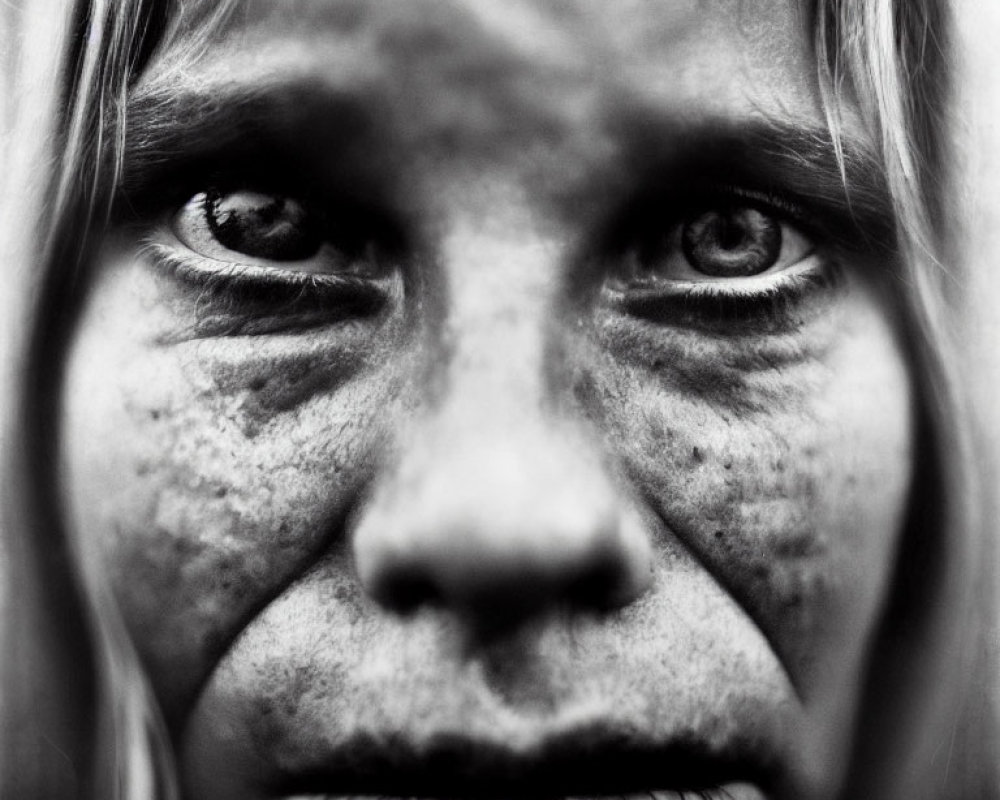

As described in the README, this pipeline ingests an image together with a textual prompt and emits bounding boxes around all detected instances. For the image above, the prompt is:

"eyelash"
[608,268,840,332]
[140,239,391,314]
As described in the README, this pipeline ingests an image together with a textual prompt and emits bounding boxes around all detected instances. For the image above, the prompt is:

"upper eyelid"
[594,185,808,257]
[116,158,382,222]
[590,176,890,272]
[114,80,405,217]
[168,184,413,259]
[705,186,811,223]
[569,122,896,262]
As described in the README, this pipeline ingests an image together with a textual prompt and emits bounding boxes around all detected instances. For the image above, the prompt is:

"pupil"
[717,216,746,250]
[681,207,781,277]
[206,190,322,261]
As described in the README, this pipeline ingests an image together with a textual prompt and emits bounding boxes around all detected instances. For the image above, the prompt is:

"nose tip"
[363,512,649,633]
[353,429,653,637]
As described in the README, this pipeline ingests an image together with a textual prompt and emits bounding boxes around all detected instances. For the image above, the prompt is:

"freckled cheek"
[578,314,912,696]
[60,269,407,720]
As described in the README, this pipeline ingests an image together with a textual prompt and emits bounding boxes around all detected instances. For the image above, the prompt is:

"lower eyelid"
[607,254,826,298]
[141,237,311,285]
[139,237,395,317]
[667,256,822,294]
[602,256,842,334]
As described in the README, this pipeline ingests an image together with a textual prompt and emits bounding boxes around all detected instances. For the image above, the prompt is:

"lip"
[270,728,774,800]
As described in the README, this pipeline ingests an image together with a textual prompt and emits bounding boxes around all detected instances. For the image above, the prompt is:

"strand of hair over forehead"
[52,8,184,800]
[55,0,143,229]
[817,0,968,498]
[818,4,985,799]
[816,0,949,273]
[54,0,235,234]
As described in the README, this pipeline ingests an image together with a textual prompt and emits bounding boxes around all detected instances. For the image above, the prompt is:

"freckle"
[149,409,160,420]
[240,419,263,439]
[691,446,705,464]
[714,530,725,540]
[723,457,733,470]
[214,486,228,498]
[646,416,670,444]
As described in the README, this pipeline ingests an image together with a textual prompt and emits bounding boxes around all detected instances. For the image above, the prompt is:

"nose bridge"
[418,186,575,503]
[352,208,653,634]
[410,206,606,562]
[436,202,560,414]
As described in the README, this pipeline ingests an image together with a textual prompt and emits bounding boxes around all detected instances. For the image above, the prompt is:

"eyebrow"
[122,78,378,168]
[115,78,399,215]
[592,108,895,255]
[116,78,896,252]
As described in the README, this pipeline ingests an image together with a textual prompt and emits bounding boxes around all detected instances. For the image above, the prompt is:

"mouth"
[288,791,764,800]
[271,728,773,800]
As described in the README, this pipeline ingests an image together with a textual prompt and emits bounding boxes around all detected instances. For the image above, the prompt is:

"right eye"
[172,189,374,275]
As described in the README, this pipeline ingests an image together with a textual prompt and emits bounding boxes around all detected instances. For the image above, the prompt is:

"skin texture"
[60,1,913,798]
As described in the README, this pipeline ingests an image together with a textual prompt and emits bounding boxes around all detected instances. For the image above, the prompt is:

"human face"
[60,1,913,798]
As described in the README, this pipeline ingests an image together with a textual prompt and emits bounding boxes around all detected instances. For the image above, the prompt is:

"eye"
[614,203,816,290]
[201,189,321,260]
[171,189,379,275]
[682,207,781,277]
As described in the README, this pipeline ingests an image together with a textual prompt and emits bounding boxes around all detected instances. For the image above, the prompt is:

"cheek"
[61,243,913,800]
[59,257,407,725]
[580,281,913,703]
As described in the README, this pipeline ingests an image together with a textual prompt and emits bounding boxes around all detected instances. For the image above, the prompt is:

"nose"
[352,202,652,636]
[353,415,653,636]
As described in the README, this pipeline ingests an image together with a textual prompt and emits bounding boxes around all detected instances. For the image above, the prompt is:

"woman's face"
[61,2,913,798]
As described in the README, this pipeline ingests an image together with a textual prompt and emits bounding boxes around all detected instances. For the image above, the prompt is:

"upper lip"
[272,724,774,798]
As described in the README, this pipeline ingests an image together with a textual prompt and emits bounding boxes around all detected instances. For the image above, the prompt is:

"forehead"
[150,0,822,126]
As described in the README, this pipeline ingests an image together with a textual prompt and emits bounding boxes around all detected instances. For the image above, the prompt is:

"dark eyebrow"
[115,78,398,214]
[741,119,892,237]
[590,110,896,257]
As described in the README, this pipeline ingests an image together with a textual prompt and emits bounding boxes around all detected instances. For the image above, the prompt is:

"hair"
[0,1,994,798]
[816,3,997,798]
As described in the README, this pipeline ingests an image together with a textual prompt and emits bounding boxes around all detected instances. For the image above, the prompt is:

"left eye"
[616,204,815,287]
[171,189,371,274]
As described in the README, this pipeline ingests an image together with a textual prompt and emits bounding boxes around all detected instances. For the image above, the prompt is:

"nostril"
[368,563,443,616]
[357,521,652,633]
[460,584,557,641]
[366,537,648,636]
[352,433,655,634]
[566,555,630,612]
